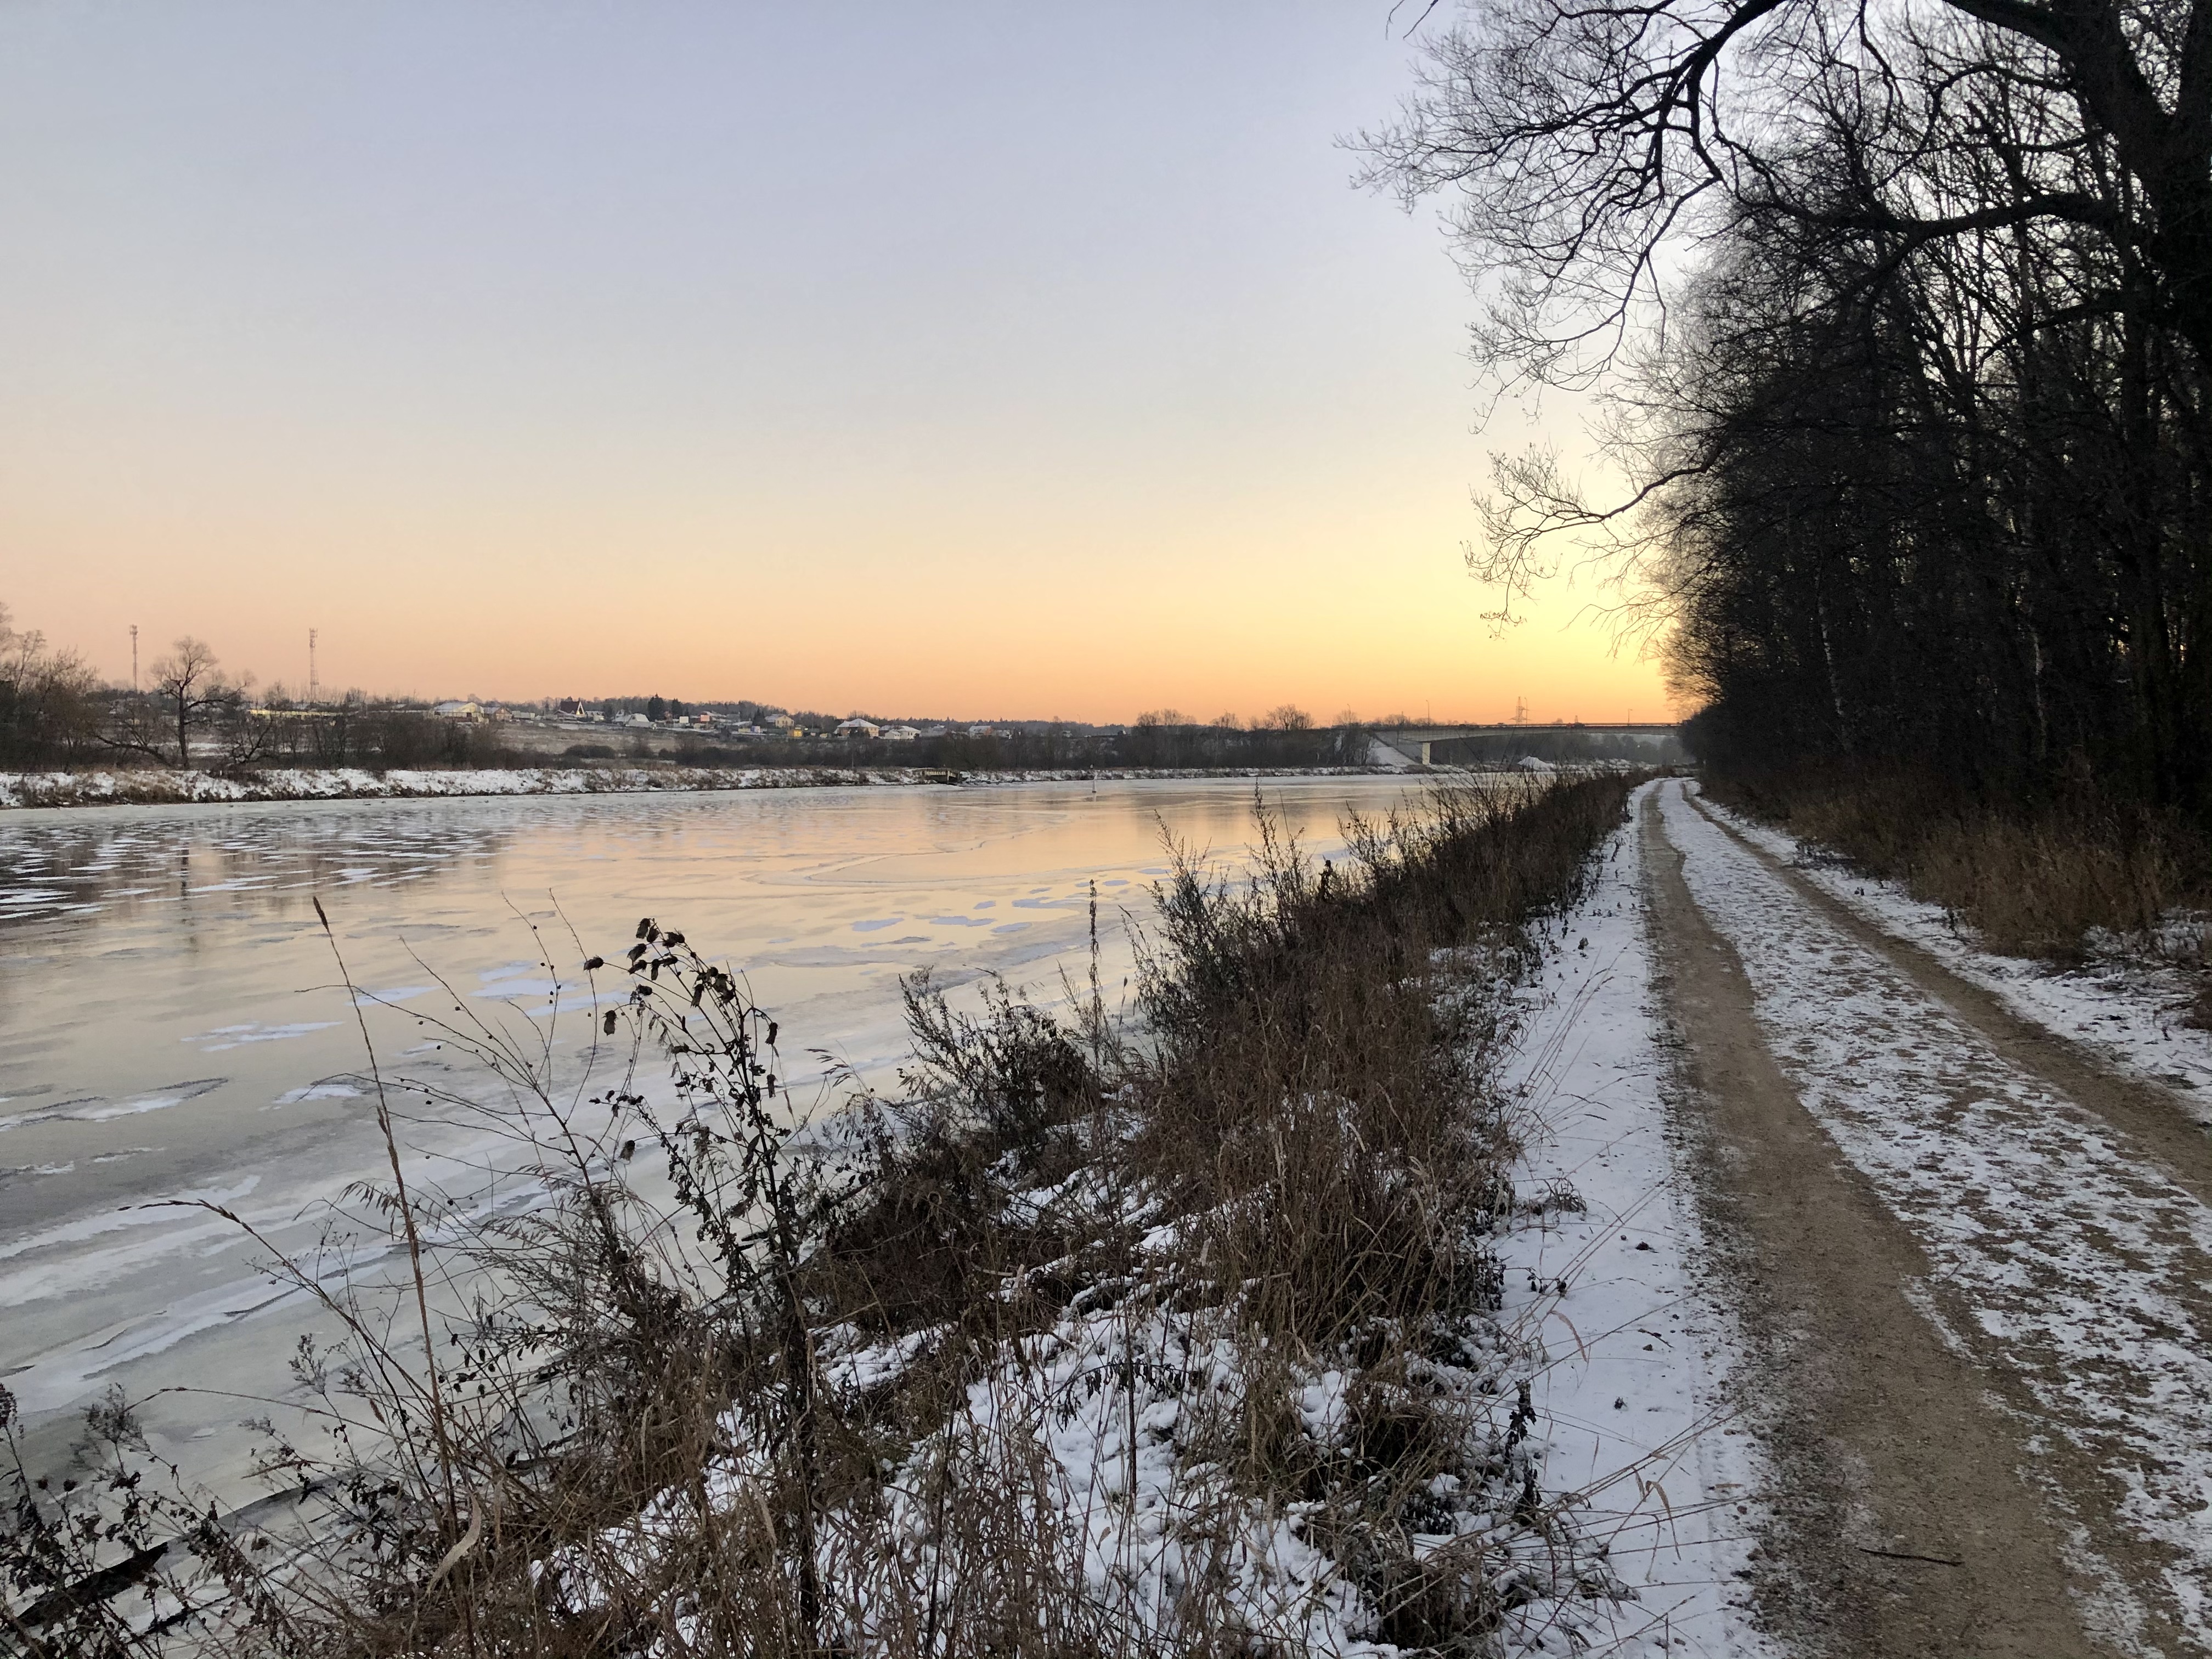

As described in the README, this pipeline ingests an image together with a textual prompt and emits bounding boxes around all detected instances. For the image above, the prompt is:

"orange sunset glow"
[0,2,1675,725]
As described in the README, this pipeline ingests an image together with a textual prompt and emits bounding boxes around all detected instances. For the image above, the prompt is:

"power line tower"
[1513,695,1528,726]
[129,624,139,691]
[308,629,319,706]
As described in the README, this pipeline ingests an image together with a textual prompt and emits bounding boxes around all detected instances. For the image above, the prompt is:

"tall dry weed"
[3,774,1642,1657]
[1716,765,2208,963]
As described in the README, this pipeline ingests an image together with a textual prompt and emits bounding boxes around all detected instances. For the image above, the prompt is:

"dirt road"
[1641,780,2212,1657]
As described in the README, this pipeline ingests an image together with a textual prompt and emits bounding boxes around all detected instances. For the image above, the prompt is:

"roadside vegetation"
[1706,769,2209,979]
[3,774,1640,1657]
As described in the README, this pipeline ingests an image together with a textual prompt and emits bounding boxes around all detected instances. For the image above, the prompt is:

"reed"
[3,775,1641,1657]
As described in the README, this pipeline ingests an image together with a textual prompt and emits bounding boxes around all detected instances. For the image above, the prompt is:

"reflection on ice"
[194,1021,339,1051]
[0,775,1427,1500]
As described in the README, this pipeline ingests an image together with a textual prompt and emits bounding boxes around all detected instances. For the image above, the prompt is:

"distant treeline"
[0,618,1379,774]
[569,721,1373,772]
[0,617,540,773]
[1370,0,2211,822]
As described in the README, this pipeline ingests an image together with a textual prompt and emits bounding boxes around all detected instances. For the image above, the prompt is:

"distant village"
[1,603,1677,775]
[426,698,1026,745]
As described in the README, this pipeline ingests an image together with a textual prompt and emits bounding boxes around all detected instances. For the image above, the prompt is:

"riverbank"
[7,775,1685,1656]
[0,763,1395,811]
[25,772,2212,1651]
[0,776,1447,1521]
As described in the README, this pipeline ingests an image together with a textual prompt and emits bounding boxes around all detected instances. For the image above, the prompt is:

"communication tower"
[308,629,319,706]
[130,624,139,691]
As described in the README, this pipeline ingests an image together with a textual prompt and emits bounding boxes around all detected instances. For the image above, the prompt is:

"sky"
[0,2,1675,725]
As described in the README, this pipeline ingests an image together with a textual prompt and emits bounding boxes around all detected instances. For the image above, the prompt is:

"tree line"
[576,717,1372,773]
[2,608,1378,776]
[0,607,526,773]
[1367,0,2210,817]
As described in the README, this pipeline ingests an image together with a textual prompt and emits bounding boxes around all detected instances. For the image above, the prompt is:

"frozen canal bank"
[0,776,1425,1495]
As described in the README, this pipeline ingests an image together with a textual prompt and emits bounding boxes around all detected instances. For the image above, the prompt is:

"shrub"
[2,775,1644,1655]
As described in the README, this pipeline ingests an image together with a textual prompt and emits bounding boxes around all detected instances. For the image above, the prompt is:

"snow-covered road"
[1651,778,2212,1653]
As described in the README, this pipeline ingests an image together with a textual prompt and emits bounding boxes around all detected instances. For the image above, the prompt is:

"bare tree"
[1362,0,2212,375]
[0,602,100,768]
[1361,0,2212,812]
[103,635,250,768]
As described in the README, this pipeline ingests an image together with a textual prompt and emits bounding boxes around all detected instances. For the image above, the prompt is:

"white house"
[433,700,481,720]
[881,725,919,742]
[836,718,882,739]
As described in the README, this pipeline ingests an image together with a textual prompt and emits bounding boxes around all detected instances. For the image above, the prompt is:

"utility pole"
[308,628,319,706]
[129,624,139,691]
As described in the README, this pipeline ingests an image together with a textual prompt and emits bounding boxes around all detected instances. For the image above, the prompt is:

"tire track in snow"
[1657,780,2212,1649]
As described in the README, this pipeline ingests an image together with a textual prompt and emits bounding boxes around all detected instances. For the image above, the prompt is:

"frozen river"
[0,775,1424,1490]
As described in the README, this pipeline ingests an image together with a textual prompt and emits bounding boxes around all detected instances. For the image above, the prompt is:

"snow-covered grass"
[5,775,1674,1656]
[1491,784,1769,1657]
[0,765,1387,811]
[1696,786,2212,1110]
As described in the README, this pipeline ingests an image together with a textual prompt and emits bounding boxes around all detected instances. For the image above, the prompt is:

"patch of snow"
[193,1020,338,1052]
[270,1081,363,1107]
[1494,780,1773,1657]
[821,1325,944,1395]
[1696,787,2212,1110]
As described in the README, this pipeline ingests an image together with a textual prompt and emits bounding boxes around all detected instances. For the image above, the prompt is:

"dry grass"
[1711,765,2210,965]
[4,775,1641,1658]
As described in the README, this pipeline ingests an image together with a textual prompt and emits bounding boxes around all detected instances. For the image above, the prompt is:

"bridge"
[1369,723,1683,767]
